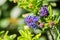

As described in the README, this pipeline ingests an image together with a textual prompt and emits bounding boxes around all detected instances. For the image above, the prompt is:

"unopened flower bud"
[39,22,44,28]
[28,4,33,8]
[49,21,54,27]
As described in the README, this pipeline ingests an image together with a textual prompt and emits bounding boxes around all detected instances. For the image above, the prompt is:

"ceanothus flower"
[39,6,49,17]
[24,15,40,28]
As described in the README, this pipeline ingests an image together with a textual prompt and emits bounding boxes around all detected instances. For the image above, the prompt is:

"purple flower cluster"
[39,6,49,17]
[24,15,39,28]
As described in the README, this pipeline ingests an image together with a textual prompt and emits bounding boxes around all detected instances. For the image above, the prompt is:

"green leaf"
[57,33,60,40]
[0,31,5,35]
[9,34,16,39]
[32,33,41,40]
[18,30,41,40]
[48,5,53,19]
[54,16,60,24]
[17,0,43,14]
[4,31,9,39]
[39,36,47,40]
